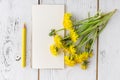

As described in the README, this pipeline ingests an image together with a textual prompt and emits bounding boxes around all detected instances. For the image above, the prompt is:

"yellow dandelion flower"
[74,54,83,63]
[79,52,89,62]
[54,35,63,48]
[80,61,89,70]
[50,44,58,56]
[81,64,87,70]
[69,45,76,54]
[63,13,73,30]
[89,52,93,58]
[70,29,79,43]
[63,20,73,30]
[64,13,72,20]
[74,52,89,63]
[63,47,69,54]
[64,56,76,66]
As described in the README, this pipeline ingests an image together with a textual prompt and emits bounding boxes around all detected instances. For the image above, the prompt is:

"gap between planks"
[96,0,99,80]
[38,1,40,80]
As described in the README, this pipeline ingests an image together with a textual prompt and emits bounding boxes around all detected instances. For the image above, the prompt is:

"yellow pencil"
[22,23,26,68]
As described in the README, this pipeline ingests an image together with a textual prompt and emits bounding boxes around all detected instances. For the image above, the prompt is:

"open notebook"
[32,5,64,69]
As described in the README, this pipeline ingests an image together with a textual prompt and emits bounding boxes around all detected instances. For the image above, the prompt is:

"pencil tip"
[24,23,26,28]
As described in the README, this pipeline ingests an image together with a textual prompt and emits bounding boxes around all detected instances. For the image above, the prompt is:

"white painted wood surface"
[0,0,38,80]
[99,0,120,80]
[40,0,97,80]
[0,0,120,80]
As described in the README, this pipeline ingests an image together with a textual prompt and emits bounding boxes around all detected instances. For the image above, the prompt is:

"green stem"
[56,28,65,32]
[76,30,95,48]
[89,30,97,53]
[88,9,117,53]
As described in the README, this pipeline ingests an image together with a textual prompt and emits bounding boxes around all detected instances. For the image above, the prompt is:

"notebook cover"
[32,5,64,69]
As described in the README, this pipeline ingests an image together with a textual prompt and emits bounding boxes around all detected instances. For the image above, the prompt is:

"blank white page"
[32,5,64,69]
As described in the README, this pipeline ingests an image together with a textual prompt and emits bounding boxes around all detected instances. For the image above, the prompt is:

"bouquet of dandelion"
[49,9,116,70]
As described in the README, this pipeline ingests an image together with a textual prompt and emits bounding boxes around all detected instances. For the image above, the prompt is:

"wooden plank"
[40,0,97,80]
[99,0,120,80]
[0,0,38,80]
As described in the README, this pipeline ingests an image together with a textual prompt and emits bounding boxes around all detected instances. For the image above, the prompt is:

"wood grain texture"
[0,0,38,80]
[1,0,119,80]
[99,0,120,80]
[40,0,97,80]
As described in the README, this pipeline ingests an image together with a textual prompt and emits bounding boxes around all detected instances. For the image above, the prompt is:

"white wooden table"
[0,0,120,80]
